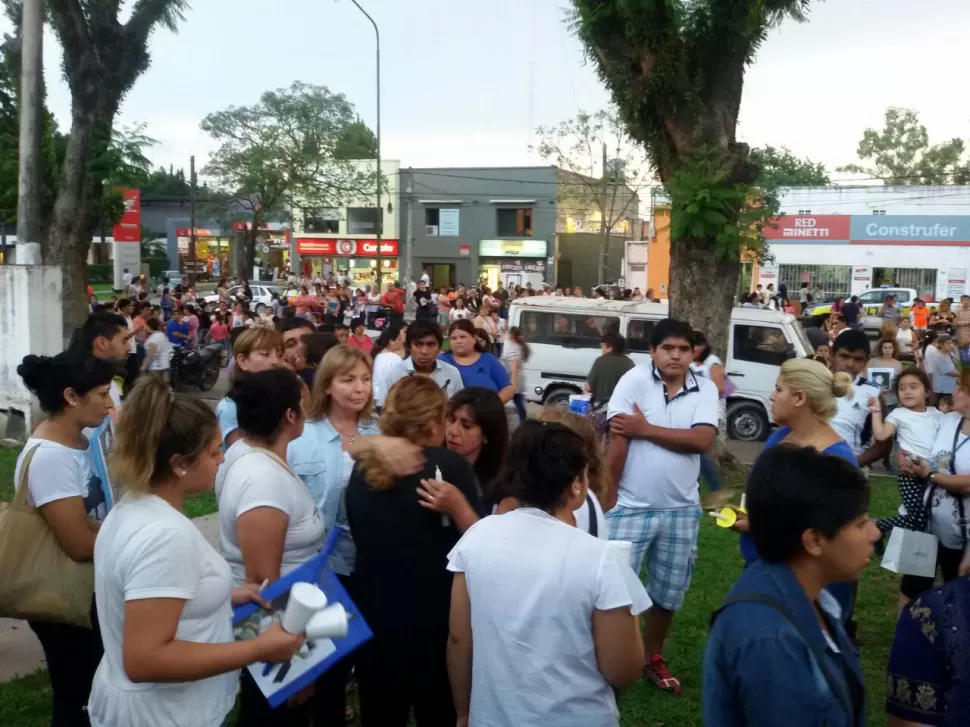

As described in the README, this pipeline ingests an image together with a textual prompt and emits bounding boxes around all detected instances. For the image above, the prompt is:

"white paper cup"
[305,603,349,640]
[281,582,328,634]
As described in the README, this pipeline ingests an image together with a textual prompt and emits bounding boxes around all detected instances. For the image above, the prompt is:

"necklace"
[332,420,359,444]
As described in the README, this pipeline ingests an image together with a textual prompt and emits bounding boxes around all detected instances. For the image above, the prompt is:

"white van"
[507,297,812,441]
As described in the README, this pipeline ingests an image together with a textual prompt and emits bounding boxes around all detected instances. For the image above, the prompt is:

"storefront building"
[295,237,400,289]
[758,214,970,301]
[478,239,548,289]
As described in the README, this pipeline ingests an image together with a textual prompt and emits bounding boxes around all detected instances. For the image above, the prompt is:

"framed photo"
[867,367,896,391]
[232,553,372,708]
[89,417,120,510]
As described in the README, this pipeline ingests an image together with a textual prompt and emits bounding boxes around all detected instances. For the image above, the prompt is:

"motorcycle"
[170,344,222,392]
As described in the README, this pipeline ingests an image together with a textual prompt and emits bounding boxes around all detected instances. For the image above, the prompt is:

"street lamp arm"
[348,0,379,41]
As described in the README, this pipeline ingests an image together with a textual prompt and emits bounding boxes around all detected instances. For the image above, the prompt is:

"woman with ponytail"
[346,375,481,726]
[89,375,304,727]
[446,421,651,727]
[370,322,406,408]
[14,351,116,726]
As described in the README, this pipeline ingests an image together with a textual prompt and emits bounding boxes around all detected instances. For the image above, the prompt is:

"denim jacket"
[703,560,866,727]
[287,417,381,576]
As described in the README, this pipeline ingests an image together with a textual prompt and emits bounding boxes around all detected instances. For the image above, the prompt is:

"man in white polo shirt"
[605,318,718,694]
[386,318,464,399]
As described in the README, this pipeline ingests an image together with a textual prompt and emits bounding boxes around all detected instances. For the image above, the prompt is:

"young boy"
[703,445,879,726]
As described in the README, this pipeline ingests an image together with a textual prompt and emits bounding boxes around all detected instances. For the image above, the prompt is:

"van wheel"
[543,386,580,410]
[727,402,770,442]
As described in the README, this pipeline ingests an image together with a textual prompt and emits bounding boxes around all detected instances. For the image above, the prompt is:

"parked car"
[508,297,811,442]
[204,284,280,313]
[802,287,937,337]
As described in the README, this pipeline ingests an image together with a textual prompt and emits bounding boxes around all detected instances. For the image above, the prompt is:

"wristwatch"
[928,472,938,485]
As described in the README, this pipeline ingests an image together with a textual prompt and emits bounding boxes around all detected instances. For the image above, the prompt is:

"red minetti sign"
[763,215,851,241]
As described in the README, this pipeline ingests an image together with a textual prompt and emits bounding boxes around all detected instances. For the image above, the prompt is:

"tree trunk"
[598,226,609,286]
[237,226,258,281]
[47,99,113,343]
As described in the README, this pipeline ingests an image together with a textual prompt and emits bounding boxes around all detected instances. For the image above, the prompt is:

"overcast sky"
[11,0,970,181]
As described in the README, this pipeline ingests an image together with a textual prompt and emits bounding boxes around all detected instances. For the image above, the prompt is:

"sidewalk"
[0,514,219,683]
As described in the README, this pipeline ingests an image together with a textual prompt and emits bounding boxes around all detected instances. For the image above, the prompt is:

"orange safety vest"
[912,306,929,328]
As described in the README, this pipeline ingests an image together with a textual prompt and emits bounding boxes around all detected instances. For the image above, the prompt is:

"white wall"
[0,266,64,438]
[293,159,401,237]
[779,185,970,216]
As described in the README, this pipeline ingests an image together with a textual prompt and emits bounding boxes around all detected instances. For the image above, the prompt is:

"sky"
[9,0,970,182]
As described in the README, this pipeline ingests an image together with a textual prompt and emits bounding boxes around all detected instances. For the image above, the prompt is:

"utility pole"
[599,141,609,286]
[349,0,382,292]
[188,155,197,285]
[405,170,414,280]
[15,0,43,265]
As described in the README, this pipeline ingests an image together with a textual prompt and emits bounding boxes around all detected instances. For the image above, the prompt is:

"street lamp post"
[347,0,382,291]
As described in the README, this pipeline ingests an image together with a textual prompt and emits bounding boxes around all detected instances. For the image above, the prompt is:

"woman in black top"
[346,375,481,727]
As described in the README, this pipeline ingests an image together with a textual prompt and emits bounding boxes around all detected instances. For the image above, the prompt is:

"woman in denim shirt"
[287,344,422,724]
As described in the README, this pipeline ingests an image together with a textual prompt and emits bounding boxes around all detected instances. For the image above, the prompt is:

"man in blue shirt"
[704,445,879,727]
[166,307,190,348]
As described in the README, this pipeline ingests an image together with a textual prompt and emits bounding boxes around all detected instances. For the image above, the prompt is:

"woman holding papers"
[216,368,325,726]
[89,376,304,727]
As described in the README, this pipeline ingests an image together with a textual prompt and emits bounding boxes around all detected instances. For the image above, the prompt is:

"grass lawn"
[0,448,901,727]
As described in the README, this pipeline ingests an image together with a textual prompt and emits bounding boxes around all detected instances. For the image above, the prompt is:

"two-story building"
[292,159,401,289]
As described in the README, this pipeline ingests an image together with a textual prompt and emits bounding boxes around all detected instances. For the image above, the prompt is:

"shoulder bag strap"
[948,418,969,547]
[586,493,598,538]
[12,445,43,508]
[711,592,853,721]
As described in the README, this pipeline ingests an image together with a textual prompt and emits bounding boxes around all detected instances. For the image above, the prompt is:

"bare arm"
[39,498,98,562]
[236,507,288,585]
[592,607,644,687]
[709,364,726,396]
[496,385,515,404]
[931,473,970,495]
[447,574,473,722]
[604,435,628,511]
[610,404,715,454]
[868,406,896,442]
[122,598,302,683]
[510,359,521,390]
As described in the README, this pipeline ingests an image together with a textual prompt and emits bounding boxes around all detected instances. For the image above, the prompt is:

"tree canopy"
[751,145,830,188]
[200,81,376,277]
[838,107,970,185]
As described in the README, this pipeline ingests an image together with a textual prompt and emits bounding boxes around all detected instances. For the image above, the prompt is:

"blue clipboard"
[231,540,372,709]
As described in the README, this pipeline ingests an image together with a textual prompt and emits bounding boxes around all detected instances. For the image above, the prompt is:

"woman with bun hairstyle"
[89,376,304,727]
[370,322,406,408]
[14,351,116,726]
[216,367,324,726]
[446,421,651,727]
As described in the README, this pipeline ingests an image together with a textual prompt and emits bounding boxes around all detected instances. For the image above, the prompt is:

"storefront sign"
[175,228,216,237]
[459,244,470,256]
[439,209,460,236]
[853,266,872,284]
[764,215,850,241]
[500,260,545,274]
[112,188,141,242]
[849,216,970,245]
[296,238,399,256]
[479,239,548,257]
[758,266,778,288]
[947,268,967,298]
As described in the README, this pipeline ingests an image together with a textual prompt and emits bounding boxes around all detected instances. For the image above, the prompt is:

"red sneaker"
[643,653,681,694]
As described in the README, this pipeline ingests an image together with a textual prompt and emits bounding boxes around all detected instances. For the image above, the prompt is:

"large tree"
[200,82,375,279]
[751,145,830,188]
[534,109,651,285]
[570,0,814,357]
[42,0,189,340]
[838,107,970,185]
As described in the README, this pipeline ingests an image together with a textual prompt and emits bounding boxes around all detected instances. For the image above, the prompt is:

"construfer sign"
[849,216,970,245]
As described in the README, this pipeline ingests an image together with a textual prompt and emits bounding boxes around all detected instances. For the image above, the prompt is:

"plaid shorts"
[606,504,701,611]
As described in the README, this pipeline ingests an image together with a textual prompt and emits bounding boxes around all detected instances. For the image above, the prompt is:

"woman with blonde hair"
[89,376,304,727]
[216,326,283,448]
[346,376,481,726]
[286,345,424,724]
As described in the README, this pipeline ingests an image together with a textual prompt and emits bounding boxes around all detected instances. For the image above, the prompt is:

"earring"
[69,401,77,407]
[179,470,187,477]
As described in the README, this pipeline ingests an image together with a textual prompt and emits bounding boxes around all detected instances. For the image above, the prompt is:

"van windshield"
[790,319,812,356]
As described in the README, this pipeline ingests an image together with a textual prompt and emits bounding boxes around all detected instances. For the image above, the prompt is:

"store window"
[497,208,533,237]
[519,311,619,349]
[425,208,440,235]
[304,208,340,233]
[347,207,380,234]
[872,268,937,299]
[626,319,657,352]
[733,325,793,366]
[778,264,851,301]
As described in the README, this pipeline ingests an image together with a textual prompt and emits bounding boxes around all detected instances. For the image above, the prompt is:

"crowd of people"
[8,274,970,727]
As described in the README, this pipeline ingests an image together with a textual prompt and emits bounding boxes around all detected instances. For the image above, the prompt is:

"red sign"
[175,228,215,237]
[297,238,399,256]
[459,244,470,257]
[112,188,141,242]
[763,215,850,241]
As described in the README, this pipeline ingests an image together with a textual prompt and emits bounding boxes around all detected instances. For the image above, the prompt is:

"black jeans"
[28,598,102,727]
[311,573,357,725]
[236,669,313,727]
[901,544,964,598]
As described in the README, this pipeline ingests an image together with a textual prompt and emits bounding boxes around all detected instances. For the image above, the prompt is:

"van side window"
[733,325,790,366]
[626,319,656,352]
[518,311,619,348]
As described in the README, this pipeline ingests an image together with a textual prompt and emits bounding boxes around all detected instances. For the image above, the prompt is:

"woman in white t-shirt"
[691,332,730,504]
[447,421,651,727]
[143,316,172,379]
[216,367,325,724]
[14,351,117,726]
[898,371,970,601]
[370,323,407,408]
[89,376,304,727]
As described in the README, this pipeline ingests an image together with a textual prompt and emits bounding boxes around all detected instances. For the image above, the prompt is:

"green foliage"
[751,145,830,188]
[667,147,775,260]
[838,107,970,185]
[88,263,113,284]
[140,165,193,196]
[334,118,378,160]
